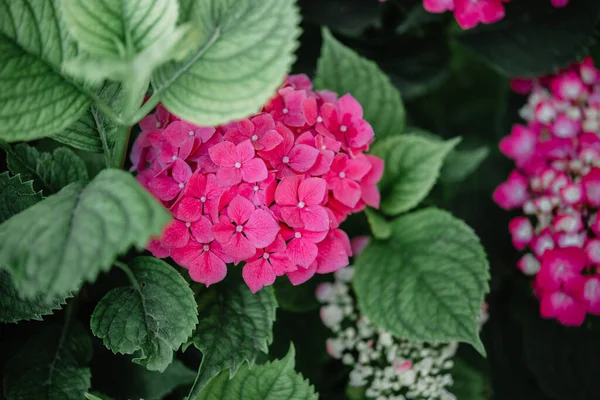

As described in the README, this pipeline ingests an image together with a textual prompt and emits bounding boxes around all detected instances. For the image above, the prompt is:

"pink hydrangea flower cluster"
[131,75,384,293]
[494,57,600,326]
[423,0,569,30]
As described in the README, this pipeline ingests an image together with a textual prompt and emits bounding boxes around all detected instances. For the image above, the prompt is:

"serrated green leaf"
[274,277,321,313]
[84,394,114,400]
[0,172,42,222]
[0,141,88,195]
[186,282,277,396]
[196,345,317,400]
[3,321,92,400]
[364,207,391,240]
[315,28,405,140]
[130,359,196,400]
[458,0,600,77]
[0,173,67,323]
[0,0,93,142]
[51,82,122,153]
[354,208,490,354]
[450,358,490,400]
[153,0,301,127]
[370,134,460,216]
[0,169,171,301]
[91,257,198,372]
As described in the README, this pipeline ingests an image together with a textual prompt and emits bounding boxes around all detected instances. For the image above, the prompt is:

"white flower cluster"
[316,266,460,400]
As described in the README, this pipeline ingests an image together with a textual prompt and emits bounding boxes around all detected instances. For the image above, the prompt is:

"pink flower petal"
[287,261,317,285]
[236,140,256,163]
[148,176,181,201]
[287,237,318,268]
[244,209,280,248]
[540,291,586,326]
[243,258,277,293]
[299,177,327,205]
[191,215,214,243]
[300,205,330,232]
[161,220,190,248]
[216,166,242,186]
[227,195,255,225]
[189,251,228,286]
[241,158,268,183]
[275,175,301,206]
[288,144,319,172]
[209,141,236,167]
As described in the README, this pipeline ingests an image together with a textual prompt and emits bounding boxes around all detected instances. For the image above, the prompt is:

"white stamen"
[251,135,259,142]
[282,156,290,164]
[340,125,347,132]
[203,245,210,251]
[185,222,191,228]
[253,185,260,192]
[171,155,177,161]
[236,225,243,233]
[156,122,161,128]
[321,145,327,150]
[200,196,207,202]
[188,130,195,136]
[294,232,301,239]
[178,183,184,189]
[339,171,346,179]
[298,201,305,208]
[282,108,289,114]
[317,116,323,123]
[263,253,270,260]
[234,162,242,168]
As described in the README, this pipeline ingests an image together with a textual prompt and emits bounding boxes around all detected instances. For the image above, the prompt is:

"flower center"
[203,245,210,251]
[178,183,184,189]
[294,232,302,239]
[185,222,191,228]
[200,196,207,202]
[317,116,323,123]
[263,253,270,260]
[282,156,290,164]
[251,135,259,142]
[340,125,347,132]
[171,155,177,161]
[156,122,161,128]
[253,185,260,192]
[321,145,327,150]
[236,225,244,233]
[298,201,305,208]
[188,130,195,136]
[282,108,289,114]
[339,171,346,179]
[235,162,242,168]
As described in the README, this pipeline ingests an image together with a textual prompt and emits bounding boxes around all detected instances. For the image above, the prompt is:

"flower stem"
[112,125,132,169]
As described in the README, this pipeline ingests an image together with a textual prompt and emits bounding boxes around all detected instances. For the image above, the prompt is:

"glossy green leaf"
[91,257,197,372]
[186,282,277,396]
[3,322,93,400]
[370,134,460,216]
[0,172,42,222]
[0,142,88,194]
[196,345,317,400]
[364,207,391,240]
[153,0,301,126]
[315,28,405,140]
[0,0,92,142]
[0,169,171,301]
[354,208,490,354]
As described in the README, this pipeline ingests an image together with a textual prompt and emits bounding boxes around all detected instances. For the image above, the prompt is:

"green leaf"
[3,321,93,400]
[61,0,197,114]
[450,358,490,400]
[196,345,317,400]
[153,0,301,127]
[186,282,277,396]
[0,172,42,222]
[440,145,489,184]
[353,208,490,354]
[370,134,460,216]
[129,359,196,400]
[0,270,67,324]
[0,142,88,195]
[315,28,405,140]
[274,277,321,313]
[364,207,391,240]
[0,0,93,142]
[0,169,171,301]
[91,257,197,372]
[51,82,122,153]
[458,0,600,77]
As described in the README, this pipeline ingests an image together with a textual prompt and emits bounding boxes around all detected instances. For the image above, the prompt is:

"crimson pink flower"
[275,175,329,231]
[535,247,586,292]
[133,74,383,291]
[453,0,505,30]
[212,195,280,263]
[423,0,454,12]
[540,290,586,326]
[492,170,529,210]
[209,140,268,186]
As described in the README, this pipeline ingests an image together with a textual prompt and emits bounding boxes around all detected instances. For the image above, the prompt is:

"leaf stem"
[93,109,113,167]
[112,125,132,169]
[115,260,142,293]
[91,93,125,126]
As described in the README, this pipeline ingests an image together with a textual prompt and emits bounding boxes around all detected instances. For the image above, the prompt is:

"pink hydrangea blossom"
[421,0,569,30]
[495,58,600,326]
[132,74,383,291]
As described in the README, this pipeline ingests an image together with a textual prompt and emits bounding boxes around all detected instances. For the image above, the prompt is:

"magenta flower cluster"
[494,57,600,326]
[423,0,569,30]
[131,75,383,293]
